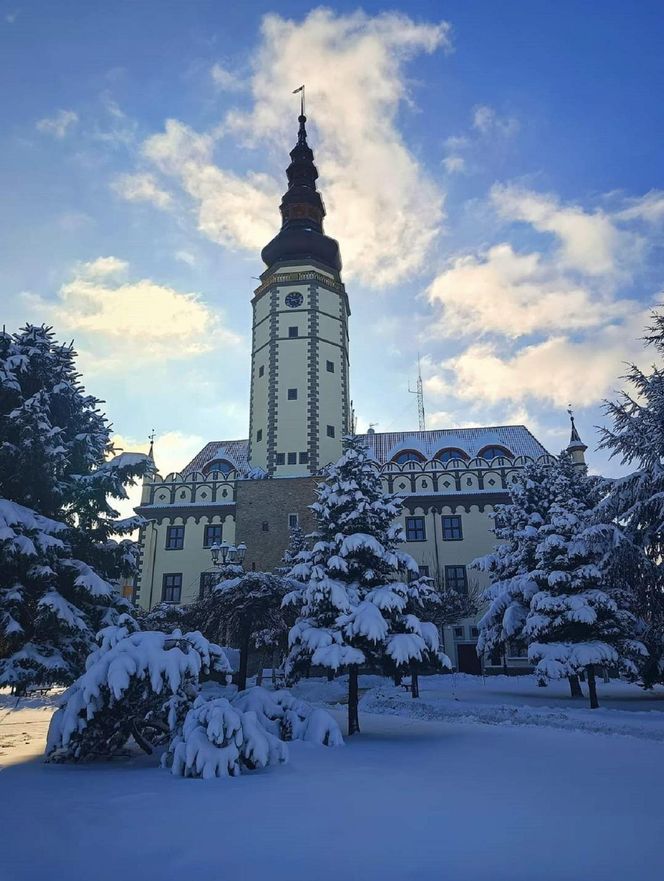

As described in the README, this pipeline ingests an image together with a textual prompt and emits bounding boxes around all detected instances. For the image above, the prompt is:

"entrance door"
[457,643,481,675]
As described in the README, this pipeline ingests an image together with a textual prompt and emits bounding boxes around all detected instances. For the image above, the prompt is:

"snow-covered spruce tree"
[276,524,309,575]
[474,453,604,696]
[0,325,149,692]
[285,435,444,734]
[523,473,645,709]
[46,629,232,761]
[599,309,664,685]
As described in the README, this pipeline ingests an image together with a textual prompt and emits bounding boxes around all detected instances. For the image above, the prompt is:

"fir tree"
[0,325,149,692]
[285,436,443,734]
[474,452,606,697]
[599,308,664,685]
[523,465,645,708]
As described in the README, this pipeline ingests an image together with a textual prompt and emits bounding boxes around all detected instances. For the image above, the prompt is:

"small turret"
[141,429,158,504]
[566,407,588,468]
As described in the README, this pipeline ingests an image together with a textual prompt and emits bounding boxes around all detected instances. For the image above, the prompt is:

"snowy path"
[1,700,663,881]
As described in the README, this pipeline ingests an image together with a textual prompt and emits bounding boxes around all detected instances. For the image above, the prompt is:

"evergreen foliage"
[599,308,664,685]
[285,436,446,734]
[46,628,231,761]
[0,325,149,692]
[192,572,292,691]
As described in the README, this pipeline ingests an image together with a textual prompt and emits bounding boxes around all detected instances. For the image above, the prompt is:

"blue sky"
[2,1,663,482]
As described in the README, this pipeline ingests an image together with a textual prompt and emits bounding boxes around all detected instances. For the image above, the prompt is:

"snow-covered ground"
[1,678,663,881]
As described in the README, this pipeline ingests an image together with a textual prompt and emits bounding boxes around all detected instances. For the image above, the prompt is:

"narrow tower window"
[326,360,335,373]
[256,429,263,442]
[258,365,264,377]
[288,388,298,400]
[288,326,298,338]
[327,425,335,438]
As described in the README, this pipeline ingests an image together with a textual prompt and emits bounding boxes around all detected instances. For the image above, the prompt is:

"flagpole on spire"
[292,84,305,116]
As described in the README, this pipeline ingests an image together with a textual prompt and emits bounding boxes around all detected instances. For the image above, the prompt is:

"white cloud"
[36,109,78,138]
[78,256,129,279]
[139,9,450,287]
[210,63,242,91]
[175,249,196,266]
[143,120,279,252]
[112,172,173,209]
[616,190,664,224]
[429,309,651,408]
[490,184,631,278]
[472,105,519,138]
[426,243,633,339]
[23,257,239,368]
[442,155,465,174]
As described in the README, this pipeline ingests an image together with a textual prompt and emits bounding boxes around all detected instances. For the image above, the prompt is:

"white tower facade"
[248,113,351,476]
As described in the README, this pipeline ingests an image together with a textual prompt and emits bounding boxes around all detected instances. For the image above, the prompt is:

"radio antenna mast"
[408,354,426,431]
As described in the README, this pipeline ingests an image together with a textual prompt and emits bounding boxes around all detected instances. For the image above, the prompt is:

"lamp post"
[210,540,247,576]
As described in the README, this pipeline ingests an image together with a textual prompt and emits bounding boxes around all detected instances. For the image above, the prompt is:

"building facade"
[135,111,580,673]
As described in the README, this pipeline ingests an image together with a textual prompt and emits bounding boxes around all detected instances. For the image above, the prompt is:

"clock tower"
[247,112,351,477]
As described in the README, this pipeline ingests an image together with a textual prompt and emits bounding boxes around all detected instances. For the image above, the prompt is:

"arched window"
[391,450,425,466]
[434,448,469,464]
[478,445,513,462]
[202,458,234,476]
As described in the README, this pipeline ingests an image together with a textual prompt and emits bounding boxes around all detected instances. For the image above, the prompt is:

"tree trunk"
[348,665,360,736]
[410,664,420,699]
[587,664,599,709]
[237,630,250,692]
[602,666,610,684]
[393,671,402,687]
[568,674,583,697]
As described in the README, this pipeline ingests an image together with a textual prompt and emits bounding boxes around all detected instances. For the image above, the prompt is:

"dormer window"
[478,445,513,462]
[202,458,234,476]
[391,450,425,465]
[435,448,469,463]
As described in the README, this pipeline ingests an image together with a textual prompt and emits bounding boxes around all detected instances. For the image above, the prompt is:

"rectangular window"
[326,360,335,373]
[470,626,480,639]
[288,513,299,529]
[256,429,263,442]
[442,515,463,541]
[418,565,430,577]
[288,388,298,400]
[199,572,217,599]
[405,516,426,541]
[326,425,335,438]
[299,451,309,464]
[288,326,298,338]
[165,525,184,550]
[203,524,222,548]
[258,365,264,377]
[275,453,285,465]
[162,573,182,603]
[453,625,464,640]
[287,452,297,465]
[445,565,468,595]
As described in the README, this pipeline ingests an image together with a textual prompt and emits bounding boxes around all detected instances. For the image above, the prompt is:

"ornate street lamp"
[210,539,247,571]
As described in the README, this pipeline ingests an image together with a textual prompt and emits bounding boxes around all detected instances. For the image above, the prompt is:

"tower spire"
[260,93,342,272]
[566,405,587,468]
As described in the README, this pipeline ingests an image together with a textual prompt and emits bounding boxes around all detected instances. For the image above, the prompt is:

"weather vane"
[292,84,305,116]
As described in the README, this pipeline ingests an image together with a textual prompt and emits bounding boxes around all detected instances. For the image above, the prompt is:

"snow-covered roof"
[181,440,250,476]
[361,426,549,463]
[180,425,548,475]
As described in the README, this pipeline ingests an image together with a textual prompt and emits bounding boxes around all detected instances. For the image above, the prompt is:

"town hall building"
[134,109,586,673]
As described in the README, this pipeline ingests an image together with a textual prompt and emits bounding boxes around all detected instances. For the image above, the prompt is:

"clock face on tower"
[285,292,304,308]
